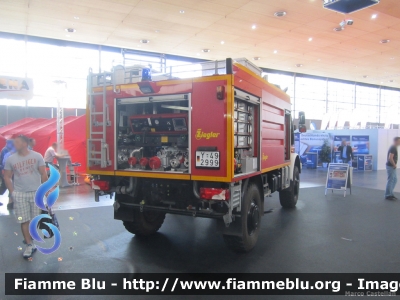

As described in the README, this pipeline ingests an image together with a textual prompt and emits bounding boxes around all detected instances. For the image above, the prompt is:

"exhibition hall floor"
[1,169,399,300]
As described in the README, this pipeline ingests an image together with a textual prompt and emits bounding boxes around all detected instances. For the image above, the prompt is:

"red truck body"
[87,58,301,252]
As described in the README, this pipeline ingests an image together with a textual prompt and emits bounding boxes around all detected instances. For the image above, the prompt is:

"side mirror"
[298,111,307,133]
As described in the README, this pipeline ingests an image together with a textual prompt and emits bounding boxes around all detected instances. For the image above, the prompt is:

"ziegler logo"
[262,153,269,161]
[195,129,220,140]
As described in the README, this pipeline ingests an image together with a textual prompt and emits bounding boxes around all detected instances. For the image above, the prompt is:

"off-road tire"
[279,165,300,208]
[123,210,166,236]
[223,183,262,253]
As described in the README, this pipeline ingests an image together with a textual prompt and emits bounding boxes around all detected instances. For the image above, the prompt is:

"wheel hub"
[247,201,259,236]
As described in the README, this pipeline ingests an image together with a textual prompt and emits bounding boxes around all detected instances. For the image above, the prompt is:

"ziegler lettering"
[195,129,220,140]
[262,153,269,161]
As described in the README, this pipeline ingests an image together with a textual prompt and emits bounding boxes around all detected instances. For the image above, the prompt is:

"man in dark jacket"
[337,139,353,164]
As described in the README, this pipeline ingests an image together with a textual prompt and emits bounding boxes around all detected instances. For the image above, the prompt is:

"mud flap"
[114,203,135,222]
[216,216,242,236]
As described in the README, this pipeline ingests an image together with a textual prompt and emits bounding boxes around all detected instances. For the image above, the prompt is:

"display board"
[325,163,351,197]
[352,135,370,154]
[333,135,351,151]
[299,132,332,167]
[356,155,373,171]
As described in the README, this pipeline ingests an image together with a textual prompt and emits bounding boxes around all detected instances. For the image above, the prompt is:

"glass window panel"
[327,81,354,113]
[355,85,379,124]
[264,72,295,114]
[295,77,327,120]
[380,88,400,126]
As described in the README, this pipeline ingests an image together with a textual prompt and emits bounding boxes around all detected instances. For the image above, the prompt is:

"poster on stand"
[325,163,351,197]
[352,135,370,154]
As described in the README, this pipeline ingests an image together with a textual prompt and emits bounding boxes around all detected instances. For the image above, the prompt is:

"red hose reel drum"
[149,156,161,170]
[128,157,137,166]
[139,157,149,168]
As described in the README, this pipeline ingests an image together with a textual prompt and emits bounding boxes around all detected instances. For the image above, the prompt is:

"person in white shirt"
[44,142,63,169]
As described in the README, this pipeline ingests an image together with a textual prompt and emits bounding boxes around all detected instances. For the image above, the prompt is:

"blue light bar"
[323,0,379,14]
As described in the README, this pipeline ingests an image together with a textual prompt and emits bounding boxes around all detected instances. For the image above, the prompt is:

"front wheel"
[279,165,300,208]
[223,183,262,253]
[123,209,166,236]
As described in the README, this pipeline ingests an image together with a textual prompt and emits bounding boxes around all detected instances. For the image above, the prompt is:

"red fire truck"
[87,58,303,252]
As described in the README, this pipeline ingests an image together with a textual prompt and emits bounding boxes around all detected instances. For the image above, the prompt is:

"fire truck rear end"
[87,58,303,252]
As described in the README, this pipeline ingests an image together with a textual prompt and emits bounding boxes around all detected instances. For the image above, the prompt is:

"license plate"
[196,151,220,168]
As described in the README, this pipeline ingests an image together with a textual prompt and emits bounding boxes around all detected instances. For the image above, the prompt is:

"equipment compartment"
[233,89,260,175]
[116,94,190,173]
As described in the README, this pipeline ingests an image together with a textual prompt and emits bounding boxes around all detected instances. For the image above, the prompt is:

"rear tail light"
[92,180,110,191]
[200,188,230,201]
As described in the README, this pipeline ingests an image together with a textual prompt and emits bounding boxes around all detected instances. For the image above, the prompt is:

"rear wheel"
[123,209,166,236]
[279,166,300,208]
[223,183,262,253]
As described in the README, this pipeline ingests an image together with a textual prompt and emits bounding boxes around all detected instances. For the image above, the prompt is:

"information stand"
[325,163,352,197]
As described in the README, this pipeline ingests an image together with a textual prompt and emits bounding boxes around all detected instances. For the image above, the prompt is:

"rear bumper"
[114,201,226,222]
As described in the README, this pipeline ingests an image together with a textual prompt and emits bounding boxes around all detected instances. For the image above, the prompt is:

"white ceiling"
[1,0,400,87]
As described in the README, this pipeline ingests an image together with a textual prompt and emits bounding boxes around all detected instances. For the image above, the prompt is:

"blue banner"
[333,135,350,148]
[352,135,370,154]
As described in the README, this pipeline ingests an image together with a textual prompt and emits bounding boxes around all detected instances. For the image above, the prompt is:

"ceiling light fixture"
[251,24,256,29]
[389,80,394,82]
[333,27,344,32]
[273,50,277,54]
[253,57,261,60]
[308,37,313,41]
[155,30,159,33]
[202,49,210,53]
[65,28,76,33]
[73,16,79,20]
[220,40,225,45]
[296,64,303,67]
[371,14,377,19]
[380,39,390,44]
[390,57,395,60]
[274,11,287,17]
[179,10,185,13]
[140,39,150,43]
[363,75,368,78]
